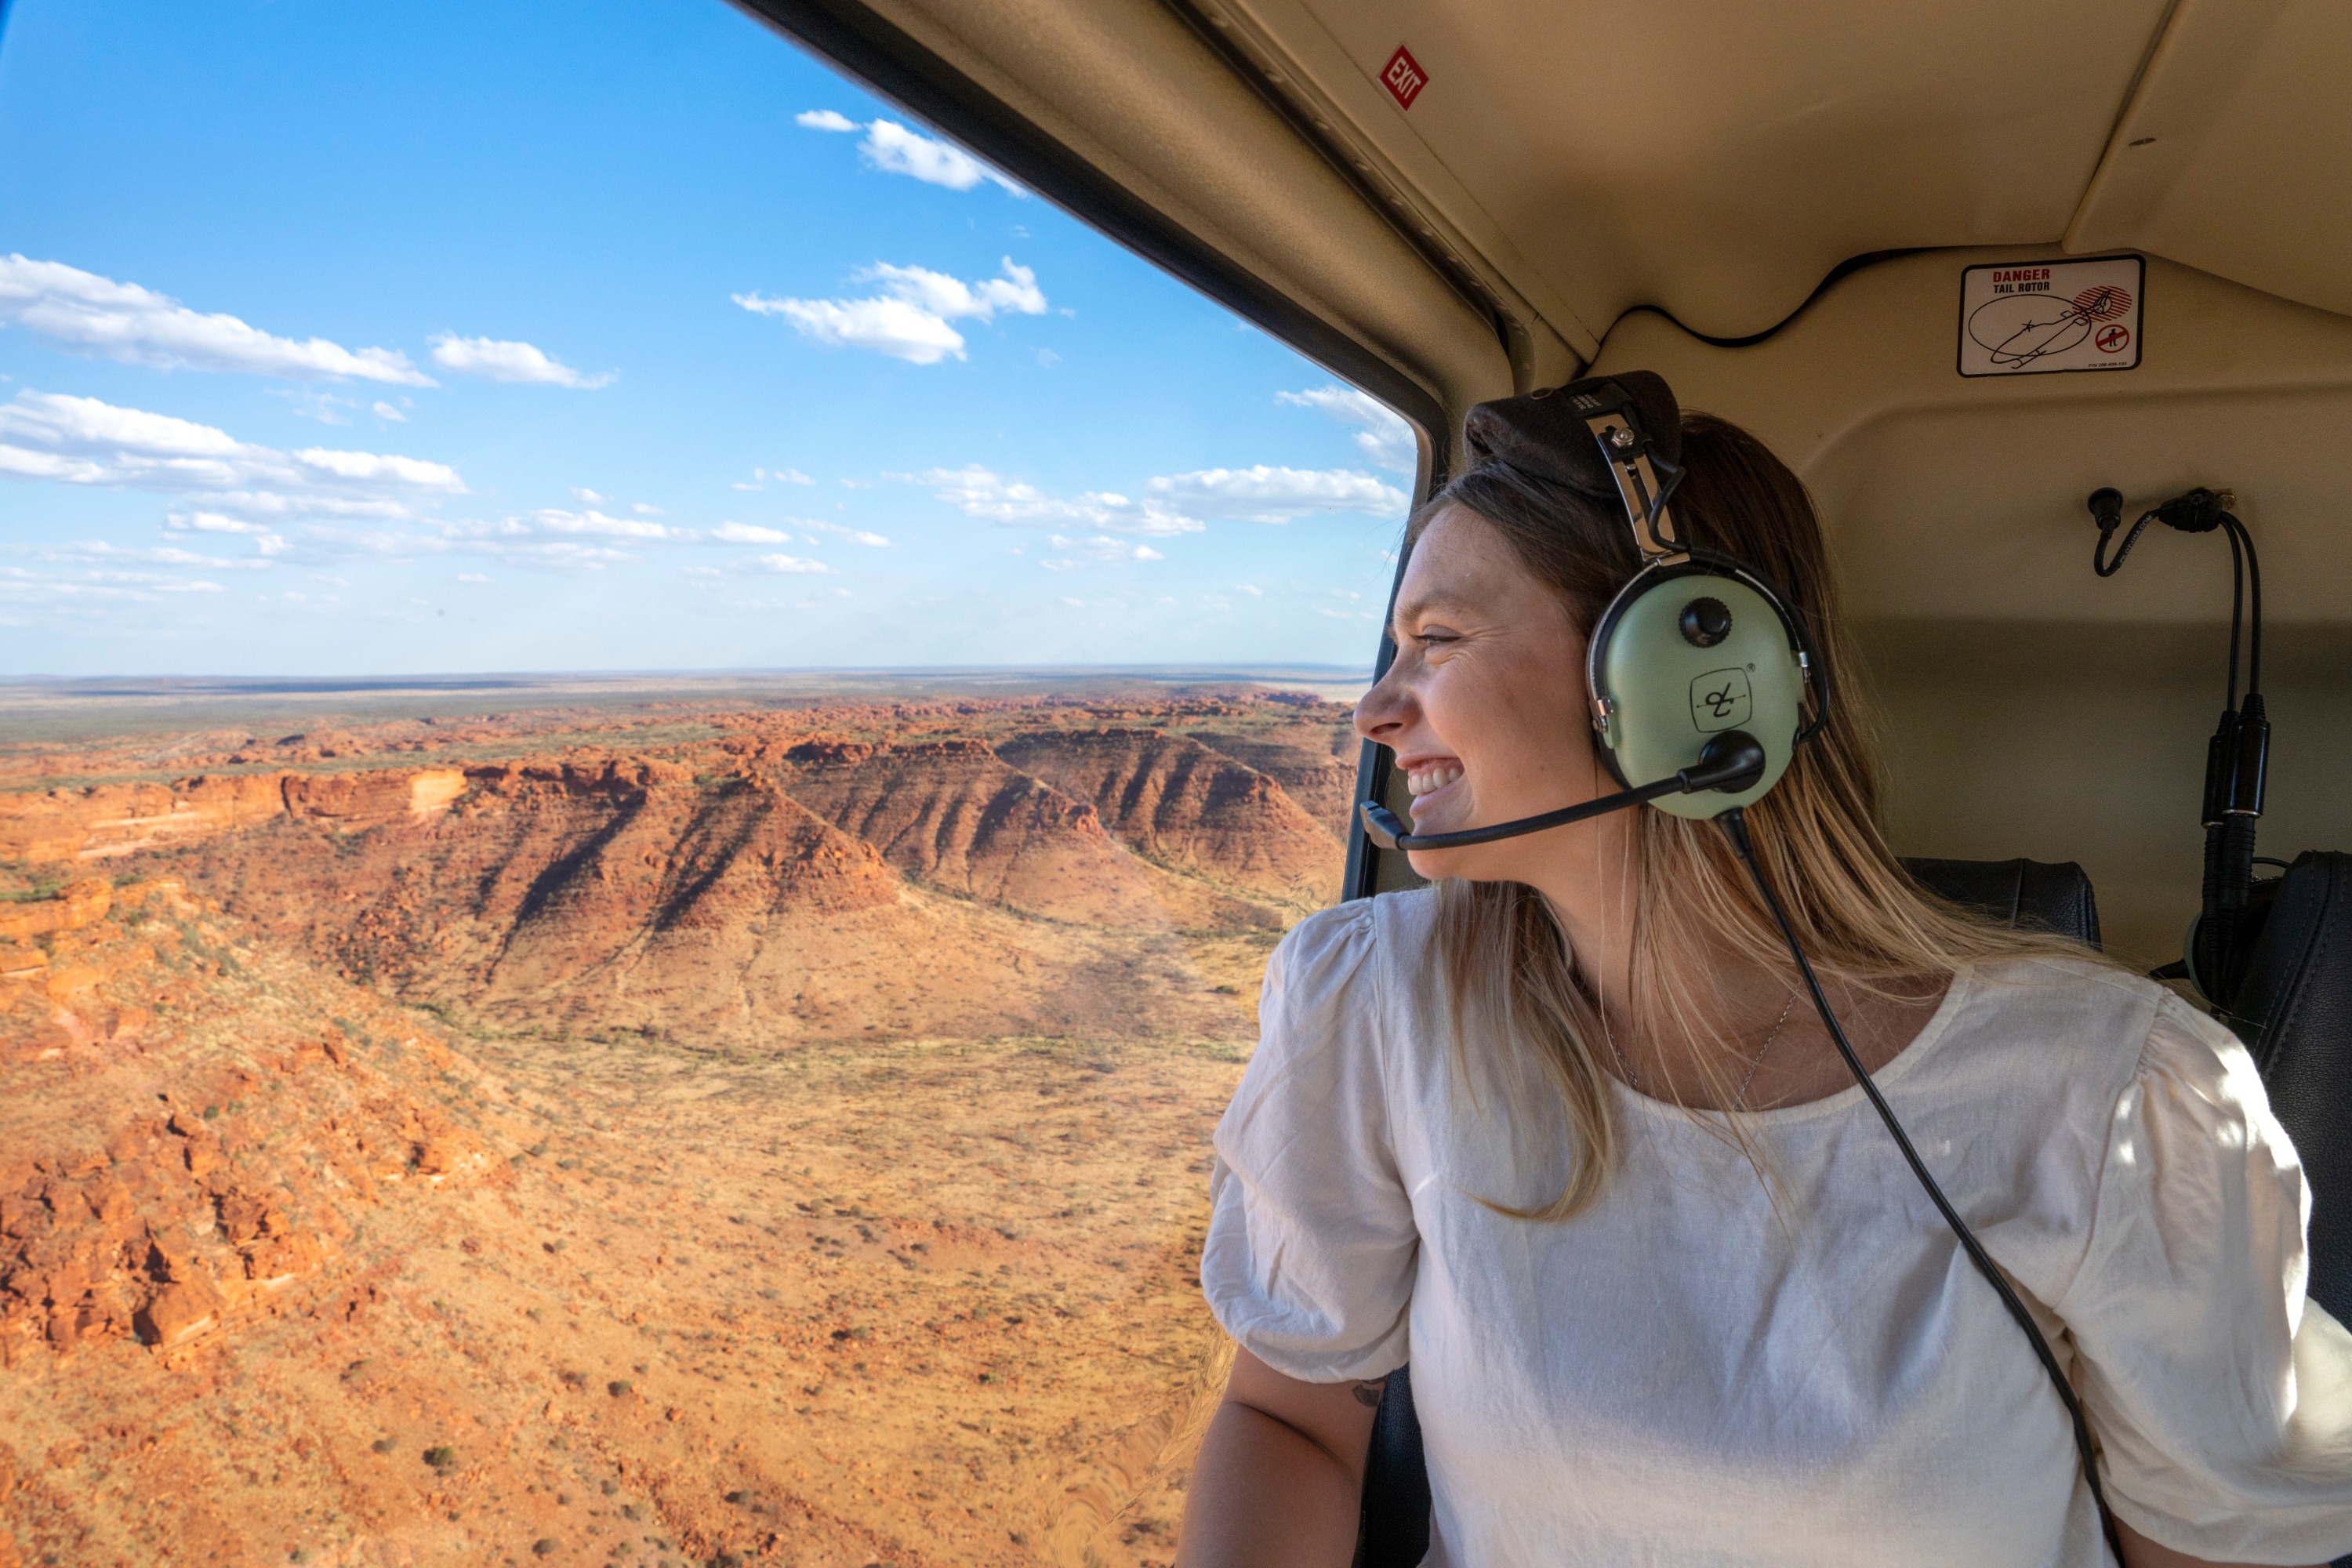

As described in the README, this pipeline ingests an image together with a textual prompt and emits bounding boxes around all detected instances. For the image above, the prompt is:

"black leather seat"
[2234,854,2352,1320]
[1352,855,2104,1568]
[1902,856,2104,948]
[2223,852,2352,1568]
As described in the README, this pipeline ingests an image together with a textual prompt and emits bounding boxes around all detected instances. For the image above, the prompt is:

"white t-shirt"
[1201,887,2352,1566]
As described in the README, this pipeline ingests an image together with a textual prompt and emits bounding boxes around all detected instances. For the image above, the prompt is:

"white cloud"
[372,401,407,423]
[907,464,1202,537]
[0,390,465,508]
[712,521,791,543]
[731,466,815,491]
[1040,534,1166,570]
[166,510,288,555]
[750,553,830,574]
[428,333,615,389]
[630,503,662,517]
[571,486,607,503]
[272,387,360,424]
[456,572,488,583]
[797,111,1022,194]
[734,258,1046,365]
[0,564,229,604]
[293,446,464,491]
[517,507,690,540]
[803,518,889,547]
[736,292,964,365]
[1237,583,1264,596]
[1278,385,1417,474]
[41,539,269,570]
[0,255,432,384]
[1145,465,1407,524]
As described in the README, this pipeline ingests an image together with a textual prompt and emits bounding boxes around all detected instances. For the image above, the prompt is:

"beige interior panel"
[1590,250,2352,964]
[1593,249,2352,625]
[2067,0,2352,319]
[1205,0,2172,341]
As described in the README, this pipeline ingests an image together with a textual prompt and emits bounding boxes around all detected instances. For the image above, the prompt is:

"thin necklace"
[1734,993,1799,1109]
[1609,991,1799,1108]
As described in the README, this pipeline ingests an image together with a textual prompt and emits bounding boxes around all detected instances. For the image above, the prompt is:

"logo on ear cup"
[1690,668,1753,731]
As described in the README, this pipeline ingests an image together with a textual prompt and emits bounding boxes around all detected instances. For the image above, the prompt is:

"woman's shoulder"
[1949,951,2231,1102]
[1262,887,1441,1022]
[1273,885,1440,966]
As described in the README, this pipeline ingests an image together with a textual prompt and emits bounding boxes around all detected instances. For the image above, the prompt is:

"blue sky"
[0,0,1414,677]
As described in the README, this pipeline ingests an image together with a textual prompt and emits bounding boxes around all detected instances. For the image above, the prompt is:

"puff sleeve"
[1200,898,1419,1383]
[2059,993,2352,1563]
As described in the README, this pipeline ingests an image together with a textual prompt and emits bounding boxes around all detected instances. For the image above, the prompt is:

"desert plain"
[0,675,1365,1568]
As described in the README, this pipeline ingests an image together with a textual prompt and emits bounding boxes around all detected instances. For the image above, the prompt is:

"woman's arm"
[2114,1516,2326,1568]
[1174,1346,1381,1568]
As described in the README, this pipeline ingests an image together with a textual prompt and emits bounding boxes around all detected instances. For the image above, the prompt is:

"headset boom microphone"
[1356,730,1766,851]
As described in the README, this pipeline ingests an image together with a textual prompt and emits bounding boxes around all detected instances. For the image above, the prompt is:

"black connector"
[2085,487,2123,533]
[2230,691,2270,818]
[2154,486,2235,535]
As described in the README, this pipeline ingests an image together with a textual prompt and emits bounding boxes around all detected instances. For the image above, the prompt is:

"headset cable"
[1719,805,2124,1561]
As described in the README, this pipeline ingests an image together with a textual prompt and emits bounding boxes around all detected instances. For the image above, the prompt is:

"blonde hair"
[1416,412,2110,1221]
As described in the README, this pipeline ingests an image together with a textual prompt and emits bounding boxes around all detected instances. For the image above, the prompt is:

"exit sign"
[1381,45,1427,109]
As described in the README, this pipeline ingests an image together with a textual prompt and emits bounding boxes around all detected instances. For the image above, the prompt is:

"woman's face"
[1354,504,1607,880]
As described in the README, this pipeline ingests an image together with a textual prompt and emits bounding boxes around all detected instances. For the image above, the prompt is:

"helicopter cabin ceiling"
[1194,0,2352,352]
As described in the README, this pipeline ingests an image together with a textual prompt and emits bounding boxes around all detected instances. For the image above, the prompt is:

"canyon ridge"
[0,682,1363,1568]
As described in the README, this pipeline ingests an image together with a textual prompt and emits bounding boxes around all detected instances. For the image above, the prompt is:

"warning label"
[1958,255,2143,377]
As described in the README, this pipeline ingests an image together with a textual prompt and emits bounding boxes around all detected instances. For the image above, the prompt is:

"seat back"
[1351,855,2103,1568]
[1901,856,2103,947]
[2233,853,2352,1321]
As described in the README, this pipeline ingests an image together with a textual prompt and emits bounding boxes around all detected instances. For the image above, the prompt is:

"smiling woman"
[1187,387,2352,1567]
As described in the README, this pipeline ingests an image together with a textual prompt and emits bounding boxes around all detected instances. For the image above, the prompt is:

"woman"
[1176,378,2352,1566]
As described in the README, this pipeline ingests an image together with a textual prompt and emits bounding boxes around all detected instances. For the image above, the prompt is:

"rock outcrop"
[0,880,497,1367]
[996,729,1344,909]
[776,738,1253,929]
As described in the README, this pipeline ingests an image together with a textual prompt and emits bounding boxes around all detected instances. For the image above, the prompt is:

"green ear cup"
[1591,567,1807,818]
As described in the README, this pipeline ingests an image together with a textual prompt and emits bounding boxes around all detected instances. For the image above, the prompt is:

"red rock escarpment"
[996,729,1344,909]
[0,768,467,865]
[776,737,1264,930]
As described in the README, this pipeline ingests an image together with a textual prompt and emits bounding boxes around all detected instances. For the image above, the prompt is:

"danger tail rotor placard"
[1958,256,2143,377]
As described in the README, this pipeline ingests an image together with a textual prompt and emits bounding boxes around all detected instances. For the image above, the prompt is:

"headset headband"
[1565,382,1689,562]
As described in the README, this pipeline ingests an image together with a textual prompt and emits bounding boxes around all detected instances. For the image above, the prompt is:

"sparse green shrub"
[532,1540,558,1557]
[606,1380,632,1397]
[423,1445,457,1470]
[370,1438,396,1455]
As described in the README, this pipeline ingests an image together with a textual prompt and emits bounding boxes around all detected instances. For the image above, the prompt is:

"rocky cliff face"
[1,878,501,1372]
[996,728,1343,909]
[775,736,1268,931]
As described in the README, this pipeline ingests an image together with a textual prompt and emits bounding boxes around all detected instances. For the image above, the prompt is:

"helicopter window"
[0,2,1415,1562]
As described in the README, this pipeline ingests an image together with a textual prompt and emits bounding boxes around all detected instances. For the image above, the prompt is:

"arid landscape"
[0,678,1364,1568]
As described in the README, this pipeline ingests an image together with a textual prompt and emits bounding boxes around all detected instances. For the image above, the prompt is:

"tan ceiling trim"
[2064,0,2285,255]
[1186,0,1596,379]
[2063,0,2352,319]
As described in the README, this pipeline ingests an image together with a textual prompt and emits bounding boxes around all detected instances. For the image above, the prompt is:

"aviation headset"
[1359,372,2120,1544]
